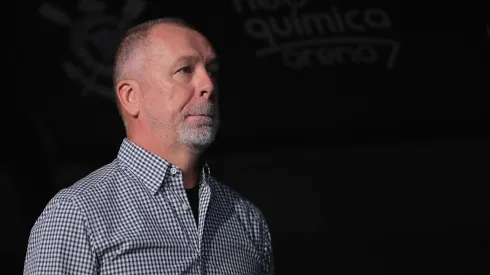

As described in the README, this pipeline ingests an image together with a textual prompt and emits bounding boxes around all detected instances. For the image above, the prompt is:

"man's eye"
[208,70,218,77]
[178,66,192,73]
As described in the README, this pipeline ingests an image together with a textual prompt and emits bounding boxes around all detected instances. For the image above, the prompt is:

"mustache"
[184,103,218,118]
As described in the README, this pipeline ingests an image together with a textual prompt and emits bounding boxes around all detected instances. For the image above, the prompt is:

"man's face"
[139,24,220,151]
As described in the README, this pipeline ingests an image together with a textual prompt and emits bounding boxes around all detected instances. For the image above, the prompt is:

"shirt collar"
[117,138,211,194]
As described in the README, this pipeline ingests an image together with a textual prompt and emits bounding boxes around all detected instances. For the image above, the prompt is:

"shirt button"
[182,202,190,211]
[170,167,178,175]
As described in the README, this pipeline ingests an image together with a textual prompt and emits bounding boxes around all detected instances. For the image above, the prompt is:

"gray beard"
[177,118,219,151]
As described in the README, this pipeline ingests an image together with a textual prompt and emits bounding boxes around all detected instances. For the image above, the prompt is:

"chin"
[178,123,218,149]
[179,133,215,150]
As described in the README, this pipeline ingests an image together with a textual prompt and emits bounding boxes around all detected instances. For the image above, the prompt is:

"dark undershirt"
[185,185,199,225]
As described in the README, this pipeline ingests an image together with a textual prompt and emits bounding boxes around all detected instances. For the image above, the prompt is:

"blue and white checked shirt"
[24,138,274,274]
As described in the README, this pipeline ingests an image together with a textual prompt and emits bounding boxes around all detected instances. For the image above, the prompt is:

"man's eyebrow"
[172,55,199,67]
[207,57,219,69]
[170,55,219,70]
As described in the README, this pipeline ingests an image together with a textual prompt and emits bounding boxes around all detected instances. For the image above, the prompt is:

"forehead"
[146,24,216,63]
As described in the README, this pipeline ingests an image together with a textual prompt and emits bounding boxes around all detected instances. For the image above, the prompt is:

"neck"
[127,126,204,189]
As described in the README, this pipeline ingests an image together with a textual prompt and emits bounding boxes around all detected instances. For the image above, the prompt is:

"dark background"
[11,0,489,274]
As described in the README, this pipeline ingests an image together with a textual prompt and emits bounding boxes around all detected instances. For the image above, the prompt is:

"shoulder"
[58,160,119,196]
[42,159,124,217]
[208,176,268,224]
[208,176,273,263]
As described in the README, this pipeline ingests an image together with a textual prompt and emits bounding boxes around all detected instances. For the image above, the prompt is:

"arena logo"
[38,0,147,101]
[233,0,400,69]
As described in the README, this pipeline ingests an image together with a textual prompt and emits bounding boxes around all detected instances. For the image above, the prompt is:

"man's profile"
[23,17,274,274]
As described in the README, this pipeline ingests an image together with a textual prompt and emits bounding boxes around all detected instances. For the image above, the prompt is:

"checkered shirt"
[24,138,274,274]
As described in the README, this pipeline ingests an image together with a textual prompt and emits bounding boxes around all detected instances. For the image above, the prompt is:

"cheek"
[153,76,174,95]
[169,85,196,110]
[146,75,195,119]
[154,75,190,100]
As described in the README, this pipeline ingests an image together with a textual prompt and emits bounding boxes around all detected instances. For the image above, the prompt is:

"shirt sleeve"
[262,216,275,275]
[23,196,98,274]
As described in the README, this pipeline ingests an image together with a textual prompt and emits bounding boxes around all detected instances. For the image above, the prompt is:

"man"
[24,17,274,274]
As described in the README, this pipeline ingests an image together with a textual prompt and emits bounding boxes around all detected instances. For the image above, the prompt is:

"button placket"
[169,167,190,213]
[165,166,198,251]
[170,167,178,175]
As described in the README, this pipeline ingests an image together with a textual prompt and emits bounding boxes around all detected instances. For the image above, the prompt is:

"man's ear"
[116,79,141,118]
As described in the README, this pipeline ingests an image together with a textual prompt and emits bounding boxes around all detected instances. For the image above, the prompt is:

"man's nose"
[197,69,216,99]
